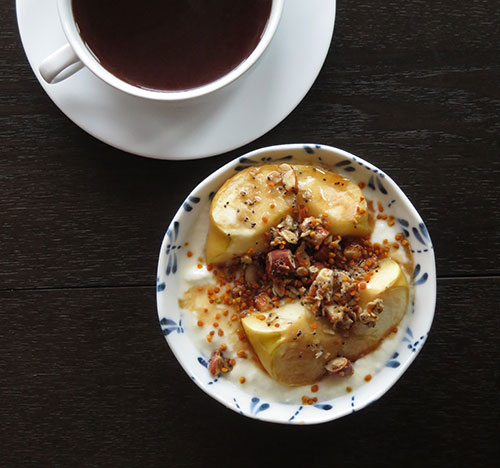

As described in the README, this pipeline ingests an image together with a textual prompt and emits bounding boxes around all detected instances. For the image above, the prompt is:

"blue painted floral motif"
[386,352,401,368]
[411,222,433,253]
[234,155,293,172]
[156,276,166,292]
[402,327,426,352]
[314,403,333,410]
[160,318,183,336]
[413,264,429,285]
[165,221,182,276]
[233,398,244,415]
[335,159,356,172]
[396,219,433,253]
[397,218,410,237]
[250,397,270,415]
[197,356,208,368]
[183,195,201,212]
[367,173,387,194]
[351,396,356,413]
[288,405,304,422]
[303,145,315,154]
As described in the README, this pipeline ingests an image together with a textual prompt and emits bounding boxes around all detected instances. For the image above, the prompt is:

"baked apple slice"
[206,165,295,264]
[295,165,372,236]
[242,302,342,386]
[342,259,409,360]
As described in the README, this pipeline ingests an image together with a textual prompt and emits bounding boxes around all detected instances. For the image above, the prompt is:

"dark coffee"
[72,0,272,91]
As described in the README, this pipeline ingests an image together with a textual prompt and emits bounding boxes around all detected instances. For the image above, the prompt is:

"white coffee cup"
[39,0,284,101]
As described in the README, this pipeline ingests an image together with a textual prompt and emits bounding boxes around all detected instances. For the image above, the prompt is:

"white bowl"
[156,144,436,424]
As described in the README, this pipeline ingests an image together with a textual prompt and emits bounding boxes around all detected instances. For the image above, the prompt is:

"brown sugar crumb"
[222,309,229,316]
[218,329,224,337]
[197,264,203,269]
[197,320,204,327]
[240,376,246,384]
[346,387,352,393]
[219,343,227,352]
[274,323,280,328]
[364,374,372,382]
[206,334,212,343]
[311,384,319,393]
[184,242,189,246]
[187,251,193,258]
[213,322,219,328]
[377,201,384,213]
[358,182,366,189]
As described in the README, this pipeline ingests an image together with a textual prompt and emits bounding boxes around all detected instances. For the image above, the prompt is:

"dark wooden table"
[1,1,499,466]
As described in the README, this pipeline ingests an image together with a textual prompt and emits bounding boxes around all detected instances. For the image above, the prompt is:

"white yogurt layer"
[178,197,413,404]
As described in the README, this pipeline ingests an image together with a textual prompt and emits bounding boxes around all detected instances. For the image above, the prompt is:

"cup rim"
[57,0,284,101]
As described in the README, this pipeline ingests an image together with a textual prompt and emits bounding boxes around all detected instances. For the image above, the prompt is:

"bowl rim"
[156,143,437,424]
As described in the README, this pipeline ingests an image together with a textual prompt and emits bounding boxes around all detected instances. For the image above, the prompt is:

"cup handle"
[39,43,83,83]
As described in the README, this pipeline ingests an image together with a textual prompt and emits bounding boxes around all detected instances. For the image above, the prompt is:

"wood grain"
[1,0,499,466]
[0,279,497,467]
[1,1,500,289]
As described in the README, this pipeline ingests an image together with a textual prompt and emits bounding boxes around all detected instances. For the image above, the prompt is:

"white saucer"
[16,0,336,160]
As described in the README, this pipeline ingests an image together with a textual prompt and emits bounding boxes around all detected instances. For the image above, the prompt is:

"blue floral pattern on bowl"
[156,144,436,425]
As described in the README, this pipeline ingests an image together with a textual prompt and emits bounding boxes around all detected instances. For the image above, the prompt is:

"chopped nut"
[282,167,298,193]
[325,357,354,377]
[266,249,296,276]
[208,350,234,376]
[255,292,272,311]
[296,266,309,277]
[358,298,384,327]
[281,229,299,244]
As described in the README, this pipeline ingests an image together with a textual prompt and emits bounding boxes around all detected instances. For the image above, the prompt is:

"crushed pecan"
[302,268,342,315]
[266,249,296,276]
[325,357,354,377]
[255,292,272,311]
[358,298,384,327]
[269,215,299,247]
[300,217,330,247]
[208,350,234,376]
